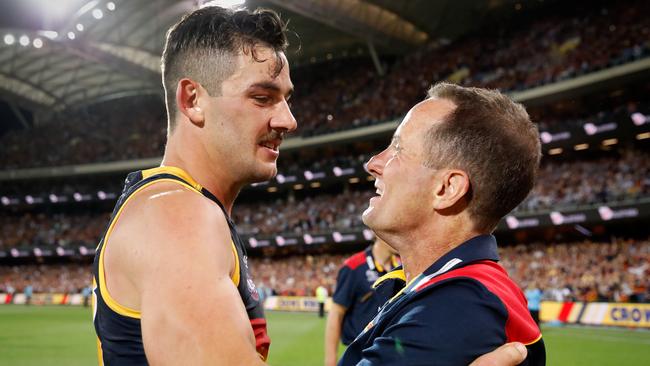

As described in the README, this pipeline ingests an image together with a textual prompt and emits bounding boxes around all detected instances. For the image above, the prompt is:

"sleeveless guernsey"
[92,166,269,365]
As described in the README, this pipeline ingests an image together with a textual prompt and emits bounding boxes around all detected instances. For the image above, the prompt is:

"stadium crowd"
[1,238,647,304]
[501,237,650,303]
[0,0,649,168]
[0,264,90,294]
[0,146,648,249]
[0,213,109,251]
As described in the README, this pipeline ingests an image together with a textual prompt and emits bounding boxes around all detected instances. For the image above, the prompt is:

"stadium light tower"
[30,0,84,25]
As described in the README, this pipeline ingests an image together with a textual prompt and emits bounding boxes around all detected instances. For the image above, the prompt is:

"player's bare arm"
[324,302,347,366]
[104,182,265,365]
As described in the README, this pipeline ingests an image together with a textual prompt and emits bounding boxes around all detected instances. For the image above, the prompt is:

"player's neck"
[162,133,241,215]
[371,243,394,270]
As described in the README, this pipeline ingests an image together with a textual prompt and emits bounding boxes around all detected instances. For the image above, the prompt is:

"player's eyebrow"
[248,81,294,99]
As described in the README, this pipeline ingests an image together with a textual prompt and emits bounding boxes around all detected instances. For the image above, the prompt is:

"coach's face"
[204,46,296,184]
[363,98,456,236]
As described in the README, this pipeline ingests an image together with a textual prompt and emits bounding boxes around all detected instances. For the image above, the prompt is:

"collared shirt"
[338,235,545,366]
[332,246,401,345]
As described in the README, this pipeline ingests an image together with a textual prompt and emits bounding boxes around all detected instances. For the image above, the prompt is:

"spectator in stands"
[1,0,648,168]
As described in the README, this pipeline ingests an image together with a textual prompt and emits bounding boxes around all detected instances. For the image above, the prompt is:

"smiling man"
[91,7,295,365]
[339,83,546,366]
[91,5,534,366]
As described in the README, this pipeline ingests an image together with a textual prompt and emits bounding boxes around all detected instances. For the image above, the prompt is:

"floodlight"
[19,35,29,46]
[40,31,58,39]
[3,34,14,45]
[76,23,84,31]
[68,32,76,40]
[92,9,103,19]
[33,38,43,48]
[107,2,116,11]
[201,0,246,8]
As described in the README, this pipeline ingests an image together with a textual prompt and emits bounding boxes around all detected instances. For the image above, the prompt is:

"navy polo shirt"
[339,235,545,366]
[333,247,401,345]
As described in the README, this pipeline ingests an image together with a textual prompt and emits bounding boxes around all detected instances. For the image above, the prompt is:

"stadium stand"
[1,238,647,304]
[1,146,648,246]
[0,0,649,168]
[0,0,649,318]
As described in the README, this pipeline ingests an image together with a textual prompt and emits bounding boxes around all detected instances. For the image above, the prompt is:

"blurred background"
[0,0,648,365]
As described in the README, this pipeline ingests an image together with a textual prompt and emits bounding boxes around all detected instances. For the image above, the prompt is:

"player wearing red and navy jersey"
[339,235,545,366]
[325,239,400,365]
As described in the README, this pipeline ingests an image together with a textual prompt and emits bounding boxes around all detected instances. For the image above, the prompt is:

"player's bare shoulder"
[102,181,233,310]
[112,181,229,250]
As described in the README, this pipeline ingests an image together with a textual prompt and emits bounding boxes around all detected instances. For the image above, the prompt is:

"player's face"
[203,47,296,184]
[362,98,456,236]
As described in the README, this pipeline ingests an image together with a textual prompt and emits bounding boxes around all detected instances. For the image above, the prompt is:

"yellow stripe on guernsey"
[98,166,236,319]
[231,241,240,287]
[525,334,543,346]
[96,336,104,366]
[372,269,406,289]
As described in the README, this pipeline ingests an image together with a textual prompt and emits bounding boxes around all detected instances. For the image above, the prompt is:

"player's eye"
[253,95,271,104]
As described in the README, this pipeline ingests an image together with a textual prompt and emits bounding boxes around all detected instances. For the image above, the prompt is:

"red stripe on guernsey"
[61,294,69,305]
[5,294,12,304]
[250,318,271,361]
[415,260,540,344]
[557,302,575,323]
[343,251,367,270]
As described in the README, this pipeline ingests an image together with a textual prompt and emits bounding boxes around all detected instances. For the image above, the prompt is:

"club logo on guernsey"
[366,269,380,283]
[243,256,260,301]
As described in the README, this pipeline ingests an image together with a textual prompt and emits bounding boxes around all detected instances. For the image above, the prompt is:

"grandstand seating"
[1,0,649,310]
[0,0,649,168]
[1,238,647,304]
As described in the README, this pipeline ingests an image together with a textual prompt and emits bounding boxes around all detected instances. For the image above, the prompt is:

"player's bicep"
[141,271,259,365]
[134,191,262,365]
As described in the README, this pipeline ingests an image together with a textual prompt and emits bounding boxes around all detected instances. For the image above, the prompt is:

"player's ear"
[176,78,205,127]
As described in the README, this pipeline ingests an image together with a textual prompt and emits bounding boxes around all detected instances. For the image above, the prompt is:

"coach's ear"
[432,168,470,212]
[176,78,205,127]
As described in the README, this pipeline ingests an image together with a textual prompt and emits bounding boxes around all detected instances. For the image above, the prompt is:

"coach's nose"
[365,148,389,178]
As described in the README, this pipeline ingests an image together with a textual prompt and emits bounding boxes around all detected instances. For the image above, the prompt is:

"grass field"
[0,305,649,365]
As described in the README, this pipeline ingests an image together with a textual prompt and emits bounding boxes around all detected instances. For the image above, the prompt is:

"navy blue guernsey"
[92,166,269,365]
[339,235,545,366]
[333,247,400,345]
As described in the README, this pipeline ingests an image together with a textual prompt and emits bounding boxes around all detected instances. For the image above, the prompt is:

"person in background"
[316,284,329,318]
[324,238,399,366]
[24,284,33,306]
[82,284,92,308]
[525,282,543,326]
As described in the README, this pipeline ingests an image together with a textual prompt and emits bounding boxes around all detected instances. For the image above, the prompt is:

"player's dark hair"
[425,82,541,232]
[161,6,288,130]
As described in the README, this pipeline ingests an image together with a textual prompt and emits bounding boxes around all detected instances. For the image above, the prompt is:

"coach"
[339,82,546,365]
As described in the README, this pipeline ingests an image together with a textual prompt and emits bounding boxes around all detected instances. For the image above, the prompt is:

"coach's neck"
[379,214,483,283]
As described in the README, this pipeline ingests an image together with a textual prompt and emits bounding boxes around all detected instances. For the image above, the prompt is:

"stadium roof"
[0,0,550,125]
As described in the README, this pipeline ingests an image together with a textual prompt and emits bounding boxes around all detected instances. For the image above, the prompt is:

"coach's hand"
[469,342,527,366]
